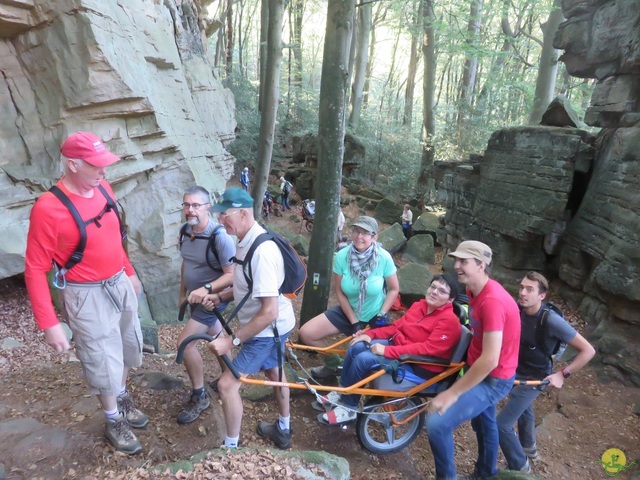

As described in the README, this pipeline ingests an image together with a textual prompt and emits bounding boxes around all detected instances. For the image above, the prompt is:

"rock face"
[437,0,640,386]
[0,1,236,327]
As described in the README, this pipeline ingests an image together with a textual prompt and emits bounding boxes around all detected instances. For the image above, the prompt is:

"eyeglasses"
[219,209,241,219]
[428,284,451,296]
[182,202,209,209]
[352,228,374,237]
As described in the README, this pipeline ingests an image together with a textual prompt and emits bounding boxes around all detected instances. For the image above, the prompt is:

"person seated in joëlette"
[316,274,462,425]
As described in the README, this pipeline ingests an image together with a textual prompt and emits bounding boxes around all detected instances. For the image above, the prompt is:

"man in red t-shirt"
[426,241,521,480]
[25,132,146,455]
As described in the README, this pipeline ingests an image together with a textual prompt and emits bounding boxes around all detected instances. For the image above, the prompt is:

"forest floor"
[1,192,639,480]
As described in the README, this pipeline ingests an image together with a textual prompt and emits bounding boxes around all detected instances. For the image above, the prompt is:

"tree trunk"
[403,0,421,128]
[252,0,285,216]
[237,0,244,77]
[415,0,436,207]
[292,0,303,88]
[225,0,234,77]
[456,0,483,130]
[300,0,356,325]
[528,0,564,124]
[363,2,387,108]
[348,2,372,130]
[258,0,269,112]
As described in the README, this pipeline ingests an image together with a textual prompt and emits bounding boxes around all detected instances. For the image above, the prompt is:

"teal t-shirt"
[333,245,397,322]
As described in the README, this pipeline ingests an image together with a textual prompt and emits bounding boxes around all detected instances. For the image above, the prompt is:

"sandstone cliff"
[437,0,640,385]
[0,0,236,330]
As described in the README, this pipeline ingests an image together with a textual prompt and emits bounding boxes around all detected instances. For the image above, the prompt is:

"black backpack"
[536,303,567,360]
[49,184,126,275]
[283,181,292,194]
[232,231,306,299]
[178,223,224,271]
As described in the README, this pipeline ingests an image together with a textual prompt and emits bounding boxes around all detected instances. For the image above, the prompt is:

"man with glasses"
[25,132,147,454]
[427,241,521,480]
[176,186,236,425]
[205,188,297,450]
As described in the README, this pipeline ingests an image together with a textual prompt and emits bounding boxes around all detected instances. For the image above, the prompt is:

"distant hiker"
[206,188,296,450]
[176,186,235,425]
[426,240,521,479]
[279,176,292,211]
[497,272,595,473]
[25,132,147,455]
[299,216,399,379]
[240,167,250,191]
[401,204,413,240]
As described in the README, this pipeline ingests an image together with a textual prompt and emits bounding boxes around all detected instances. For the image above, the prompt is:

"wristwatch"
[561,368,571,378]
[204,283,213,294]
[231,335,241,347]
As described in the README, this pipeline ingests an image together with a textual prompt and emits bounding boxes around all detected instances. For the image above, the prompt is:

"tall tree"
[300,0,356,324]
[258,0,269,112]
[291,0,304,89]
[415,0,436,206]
[225,0,234,76]
[348,1,372,129]
[456,0,484,131]
[252,0,285,216]
[403,0,422,128]
[528,0,564,124]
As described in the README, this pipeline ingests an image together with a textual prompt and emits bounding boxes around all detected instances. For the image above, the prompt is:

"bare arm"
[429,330,503,415]
[545,333,596,388]
[334,273,360,325]
[379,273,400,314]
[189,264,235,304]
[208,296,278,356]
[179,262,187,306]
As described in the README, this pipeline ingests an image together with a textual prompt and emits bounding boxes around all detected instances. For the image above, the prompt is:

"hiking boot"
[310,365,339,379]
[105,413,142,455]
[256,420,292,449]
[523,445,539,461]
[117,392,149,428]
[176,391,211,425]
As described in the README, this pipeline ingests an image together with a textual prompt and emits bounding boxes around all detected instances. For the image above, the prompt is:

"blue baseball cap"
[211,187,254,212]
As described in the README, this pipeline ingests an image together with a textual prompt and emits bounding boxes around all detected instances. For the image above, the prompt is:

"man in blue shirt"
[240,167,250,191]
[497,272,595,473]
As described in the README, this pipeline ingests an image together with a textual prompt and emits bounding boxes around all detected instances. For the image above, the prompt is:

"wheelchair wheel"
[355,396,425,455]
[305,220,313,232]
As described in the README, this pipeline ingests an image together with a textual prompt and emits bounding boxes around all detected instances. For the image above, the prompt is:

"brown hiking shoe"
[117,392,149,428]
[105,413,142,455]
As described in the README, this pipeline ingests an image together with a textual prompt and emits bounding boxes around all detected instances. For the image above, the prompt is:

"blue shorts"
[191,303,228,327]
[232,329,292,375]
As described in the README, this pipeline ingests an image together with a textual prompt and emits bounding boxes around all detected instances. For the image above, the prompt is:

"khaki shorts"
[62,271,143,395]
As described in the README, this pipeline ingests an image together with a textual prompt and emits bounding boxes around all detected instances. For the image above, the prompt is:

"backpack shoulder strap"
[49,185,87,271]
[205,224,224,270]
[536,306,553,358]
[97,184,126,241]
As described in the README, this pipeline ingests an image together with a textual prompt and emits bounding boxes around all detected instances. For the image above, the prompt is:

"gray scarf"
[347,242,380,317]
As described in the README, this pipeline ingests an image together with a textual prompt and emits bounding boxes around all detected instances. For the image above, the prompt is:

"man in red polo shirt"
[25,132,147,455]
[426,241,521,479]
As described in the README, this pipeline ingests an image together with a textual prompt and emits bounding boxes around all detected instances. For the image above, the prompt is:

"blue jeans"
[426,375,514,479]
[339,340,393,407]
[497,384,541,470]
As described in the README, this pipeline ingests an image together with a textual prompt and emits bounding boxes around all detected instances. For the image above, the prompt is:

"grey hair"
[183,186,211,204]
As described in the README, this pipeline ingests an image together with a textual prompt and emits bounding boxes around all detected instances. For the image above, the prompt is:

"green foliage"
[224,75,260,165]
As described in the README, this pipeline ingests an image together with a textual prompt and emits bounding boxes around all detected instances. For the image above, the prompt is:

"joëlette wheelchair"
[176,301,546,455]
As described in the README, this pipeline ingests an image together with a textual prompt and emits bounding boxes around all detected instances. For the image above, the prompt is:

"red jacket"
[369,299,461,372]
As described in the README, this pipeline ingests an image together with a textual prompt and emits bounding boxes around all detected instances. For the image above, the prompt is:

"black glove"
[352,321,367,333]
[371,312,390,329]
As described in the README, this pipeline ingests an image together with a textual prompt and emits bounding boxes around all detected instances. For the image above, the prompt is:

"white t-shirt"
[337,210,345,230]
[233,221,296,337]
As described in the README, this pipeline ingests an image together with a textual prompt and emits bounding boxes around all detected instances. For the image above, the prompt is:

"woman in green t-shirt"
[299,216,399,379]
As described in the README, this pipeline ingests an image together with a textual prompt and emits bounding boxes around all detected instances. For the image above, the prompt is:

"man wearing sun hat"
[426,240,521,480]
[25,132,147,455]
[205,187,296,450]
